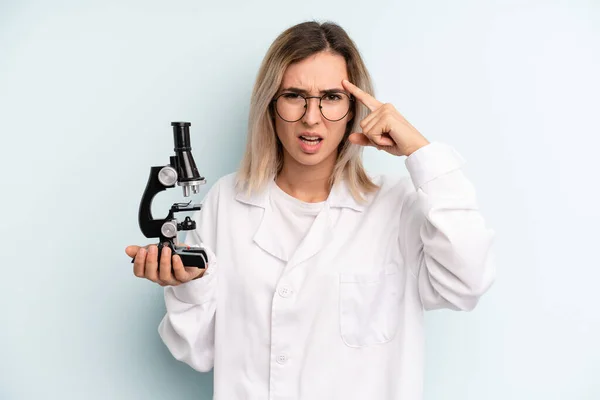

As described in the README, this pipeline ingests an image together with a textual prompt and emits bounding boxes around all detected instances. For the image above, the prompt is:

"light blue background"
[1,1,599,399]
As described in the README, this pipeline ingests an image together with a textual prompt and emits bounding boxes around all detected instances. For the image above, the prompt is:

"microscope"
[132,122,208,269]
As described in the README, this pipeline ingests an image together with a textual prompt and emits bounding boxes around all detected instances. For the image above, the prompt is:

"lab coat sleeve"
[157,178,221,372]
[399,142,496,311]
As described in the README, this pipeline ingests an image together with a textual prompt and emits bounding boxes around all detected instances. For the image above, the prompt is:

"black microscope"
[132,122,208,269]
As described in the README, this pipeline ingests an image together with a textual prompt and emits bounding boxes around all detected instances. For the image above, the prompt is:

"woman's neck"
[275,154,335,203]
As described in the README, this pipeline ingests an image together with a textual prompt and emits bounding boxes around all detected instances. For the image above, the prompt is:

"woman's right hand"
[125,244,206,286]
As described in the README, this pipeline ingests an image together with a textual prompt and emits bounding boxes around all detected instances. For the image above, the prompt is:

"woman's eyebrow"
[281,87,347,94]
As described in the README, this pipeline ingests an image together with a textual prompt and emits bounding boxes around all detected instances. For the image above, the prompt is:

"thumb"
[348,133,374,147]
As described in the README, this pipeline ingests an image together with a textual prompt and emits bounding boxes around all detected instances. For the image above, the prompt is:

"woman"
[125,21,495,400]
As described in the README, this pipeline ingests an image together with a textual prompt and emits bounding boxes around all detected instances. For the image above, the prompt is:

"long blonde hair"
[236,20,379,203]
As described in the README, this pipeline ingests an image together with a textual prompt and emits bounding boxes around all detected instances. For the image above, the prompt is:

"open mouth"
[299,135,323,144]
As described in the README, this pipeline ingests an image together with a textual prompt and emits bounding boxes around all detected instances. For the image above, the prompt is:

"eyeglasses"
[272,92,354,122]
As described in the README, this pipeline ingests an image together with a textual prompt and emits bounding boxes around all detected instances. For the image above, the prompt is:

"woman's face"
[273,51,353,170]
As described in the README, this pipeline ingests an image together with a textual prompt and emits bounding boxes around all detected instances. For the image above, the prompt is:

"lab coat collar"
[234,177,368,266]
[328,179,367,212]
[234,177,367,212]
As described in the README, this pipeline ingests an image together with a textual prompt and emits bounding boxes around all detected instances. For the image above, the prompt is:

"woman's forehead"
[280,52,348,91]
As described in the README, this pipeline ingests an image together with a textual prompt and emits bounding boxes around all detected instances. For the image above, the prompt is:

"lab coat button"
[276,354,288,364]
[278,286,292,298]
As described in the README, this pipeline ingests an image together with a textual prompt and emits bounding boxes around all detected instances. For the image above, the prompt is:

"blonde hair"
[236,20,379,203]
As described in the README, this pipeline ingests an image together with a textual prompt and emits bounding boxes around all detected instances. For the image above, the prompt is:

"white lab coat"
[158,142,496,400]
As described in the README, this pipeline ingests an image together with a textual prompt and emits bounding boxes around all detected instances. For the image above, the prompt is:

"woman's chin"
[292,150,335,168]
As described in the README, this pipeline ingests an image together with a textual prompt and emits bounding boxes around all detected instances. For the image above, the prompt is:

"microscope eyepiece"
[171,122,191,127]
[172,121,193,152]
[170,121,206,196]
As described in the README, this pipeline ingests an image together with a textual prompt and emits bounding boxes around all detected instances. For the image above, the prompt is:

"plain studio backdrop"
[1,0,599,399]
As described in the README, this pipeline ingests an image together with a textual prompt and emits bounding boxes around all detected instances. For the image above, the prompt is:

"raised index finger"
[342,79,383,112]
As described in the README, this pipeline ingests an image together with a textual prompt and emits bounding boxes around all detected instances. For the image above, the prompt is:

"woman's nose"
[302,97,322,125]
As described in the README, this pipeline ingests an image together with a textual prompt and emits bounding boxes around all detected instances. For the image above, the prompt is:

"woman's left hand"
[342,79,430,157]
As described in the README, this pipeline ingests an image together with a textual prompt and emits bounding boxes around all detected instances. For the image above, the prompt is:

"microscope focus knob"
[158,166,178,187]
[161,221,178,238]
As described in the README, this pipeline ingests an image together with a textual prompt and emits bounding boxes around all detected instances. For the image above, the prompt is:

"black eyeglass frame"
[271,92,355,122]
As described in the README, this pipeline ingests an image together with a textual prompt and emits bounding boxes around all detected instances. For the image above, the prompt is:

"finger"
[172,254,189,282]
[342,79,383,112]
[364,120,396,147]
[159,245,178,285]
[144,245,160,283]
[358,107,382,132]
[173,254,203,282]
[125,245,140,258]
[348,133,376,147]
[359,111,385,141]
[133,247,147,278]
[126,244,152,259]
[362,115,385,139]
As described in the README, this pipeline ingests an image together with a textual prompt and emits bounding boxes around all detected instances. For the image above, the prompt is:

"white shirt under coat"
[157,142,496,400]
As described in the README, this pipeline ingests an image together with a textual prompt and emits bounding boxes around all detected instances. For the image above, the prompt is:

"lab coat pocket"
[339,266,402,348]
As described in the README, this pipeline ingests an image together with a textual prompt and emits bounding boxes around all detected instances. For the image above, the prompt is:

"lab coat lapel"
[253,204,288,262]
[235,180,287,262]
[283,178,368,268]
[285,202,334,268]
[252,191,334,266]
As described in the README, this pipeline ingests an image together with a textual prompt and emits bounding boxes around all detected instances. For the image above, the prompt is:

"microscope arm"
[133,166,207,269]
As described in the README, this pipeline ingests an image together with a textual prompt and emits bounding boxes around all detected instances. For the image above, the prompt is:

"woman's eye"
[282,93,300,99]
[326,94,342,101]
